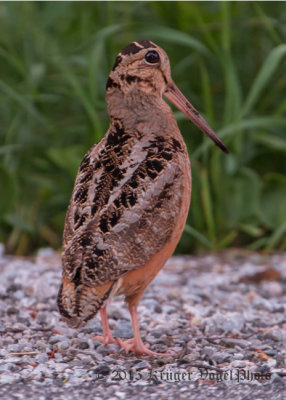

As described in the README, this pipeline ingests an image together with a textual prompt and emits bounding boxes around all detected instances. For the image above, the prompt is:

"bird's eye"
[144,50,160,64]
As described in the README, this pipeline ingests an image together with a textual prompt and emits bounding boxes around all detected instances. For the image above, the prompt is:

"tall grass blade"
[184,224,212,249]
[200,168,216,247]
[193,116,286,158]
[136,26,211,57]
[0,80,47,125]
[266,220,286,251]
[240,44,286,118]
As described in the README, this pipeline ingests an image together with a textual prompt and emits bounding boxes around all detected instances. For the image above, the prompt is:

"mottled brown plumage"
[57,40,227,355]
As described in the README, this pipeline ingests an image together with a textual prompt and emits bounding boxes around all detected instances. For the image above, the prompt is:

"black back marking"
[94,247,105,257]
[79,233,92,247]
[74,186,88,203]
[109,209,121,227]
[80,171,93,184]
[128,192,137,206]
[120,192,128,208]
[74,213,88,230]
[146,168,157,180]
[57,284,72,320]
[161,151,173,161]
[106,123,131,147]
[99,216,109,233]
[172,137,182,150]
[79,154,90,172]
[73,266,82,288]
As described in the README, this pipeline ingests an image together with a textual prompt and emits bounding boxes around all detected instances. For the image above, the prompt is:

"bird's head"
[106,40,171,97]
[106,40,228,154]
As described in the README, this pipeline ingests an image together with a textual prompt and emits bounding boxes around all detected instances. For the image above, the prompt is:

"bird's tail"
[57,276,115,329]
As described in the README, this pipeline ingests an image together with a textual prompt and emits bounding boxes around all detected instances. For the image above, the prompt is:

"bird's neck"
[106,88,176,133]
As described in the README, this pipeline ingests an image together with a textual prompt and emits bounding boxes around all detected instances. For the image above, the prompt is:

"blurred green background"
[1,1,286,255]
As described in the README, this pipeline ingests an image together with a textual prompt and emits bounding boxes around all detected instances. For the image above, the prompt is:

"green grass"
[0,2,286,255]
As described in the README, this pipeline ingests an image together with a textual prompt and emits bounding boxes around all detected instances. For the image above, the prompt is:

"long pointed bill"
[164,84,228,154]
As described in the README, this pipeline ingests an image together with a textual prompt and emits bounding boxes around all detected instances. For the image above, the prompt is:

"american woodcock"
[57,40,228,356]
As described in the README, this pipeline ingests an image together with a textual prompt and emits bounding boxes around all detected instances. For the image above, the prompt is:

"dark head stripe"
[120,40,157,56]
[137,40,156,49]
[111,41,158,73]
[121,42,142,56]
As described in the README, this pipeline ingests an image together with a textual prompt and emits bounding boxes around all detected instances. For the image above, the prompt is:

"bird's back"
[58,112,191,328]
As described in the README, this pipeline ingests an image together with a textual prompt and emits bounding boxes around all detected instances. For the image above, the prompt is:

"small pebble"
[49,335,66,345]
[212,352,232,364]
[6,307,19,315]
[35,353,49,363]
[220,338,250,349]
[78,341,89,350]
[57,341,70,350]
[113,323,133,339]
[231,360,247,368]
[134,361,151,370]
[265,349,277,356]
[202,312,245,335]
[154,305,162,313]
[253,297,274,312]
[94,365,111,376]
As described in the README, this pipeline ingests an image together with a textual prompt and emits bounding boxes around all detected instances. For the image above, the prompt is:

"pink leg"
[92,306,116,345]
[116,304,175,356]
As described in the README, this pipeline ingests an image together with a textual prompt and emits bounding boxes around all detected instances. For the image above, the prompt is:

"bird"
[57,40,228,356]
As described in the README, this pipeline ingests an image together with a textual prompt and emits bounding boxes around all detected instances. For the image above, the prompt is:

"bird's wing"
[62,126,187,288]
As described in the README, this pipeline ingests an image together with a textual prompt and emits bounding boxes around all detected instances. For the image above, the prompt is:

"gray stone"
[202,312,245,335]
[7,343,24,352]
[269,372,286,385]
[233,352,244,360]
[264,328,283,342]
[253,297,274,312]
[0,349,9,357]
[32,277,51,301]
[49,334,65,345]
[36,340,49,351]
[0,363,18,372]
[231,360,247,368]
[35,353,49,363]
[36,311,49,325]
[78,341,89,350]
[113,322,133,339]
[154,304,163,313]
[57,341,70,350]
[212,352,232,364]
[220,338,251,348]
[13,290,25,300]
[74,368,88,377]
[134,361,151,370]
[6,307,19,315]
[0,372,21,384]
[265,349,277,356]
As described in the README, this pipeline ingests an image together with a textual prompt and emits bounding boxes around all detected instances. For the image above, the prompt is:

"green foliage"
[0,2,286,254]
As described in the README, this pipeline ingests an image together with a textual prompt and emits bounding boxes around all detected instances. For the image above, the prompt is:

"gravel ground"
[0,245,286,399]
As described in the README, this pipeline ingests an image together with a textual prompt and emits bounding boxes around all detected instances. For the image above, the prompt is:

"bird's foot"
[115,337,175,356]
[92,334,117,346]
